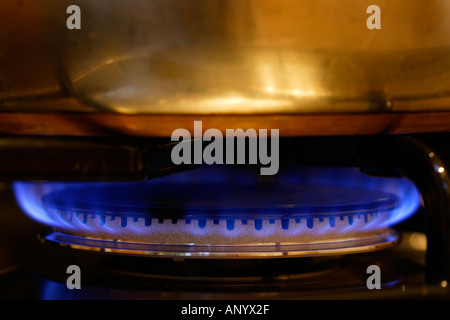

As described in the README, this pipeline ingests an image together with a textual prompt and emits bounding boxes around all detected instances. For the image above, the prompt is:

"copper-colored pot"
[1,0,450,136]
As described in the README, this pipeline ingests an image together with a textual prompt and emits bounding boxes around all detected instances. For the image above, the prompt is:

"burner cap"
[41,181,398,218]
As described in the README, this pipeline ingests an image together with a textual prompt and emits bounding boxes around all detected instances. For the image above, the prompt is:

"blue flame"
[13,166,421,242]
[276,167,421,228]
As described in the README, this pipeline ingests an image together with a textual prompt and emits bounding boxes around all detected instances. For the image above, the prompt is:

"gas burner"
[14,166,420,258]
[41,229,399,258]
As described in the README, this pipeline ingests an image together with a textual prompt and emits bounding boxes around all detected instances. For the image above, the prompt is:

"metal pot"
[1,0,450,136]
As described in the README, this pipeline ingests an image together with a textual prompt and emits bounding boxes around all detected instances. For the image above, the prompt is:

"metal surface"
[359,135,450,285]
[2,111,450,137]
[42,229,399,259]
[1,0,450,117]
[0,136,195,181]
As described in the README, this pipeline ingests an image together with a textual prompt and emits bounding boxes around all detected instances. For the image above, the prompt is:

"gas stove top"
[1,135,450,302]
